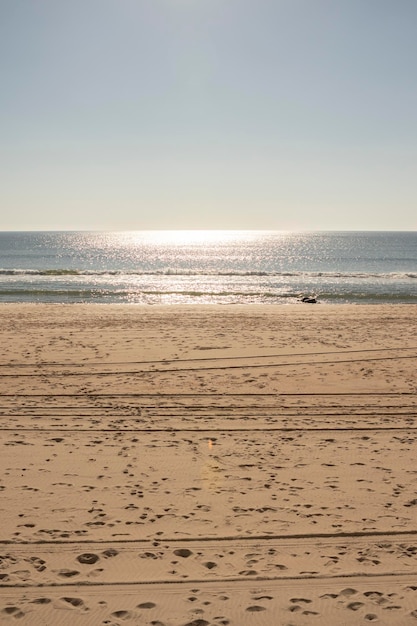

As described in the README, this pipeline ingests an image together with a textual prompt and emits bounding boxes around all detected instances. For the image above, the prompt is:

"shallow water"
[0,230,416,304]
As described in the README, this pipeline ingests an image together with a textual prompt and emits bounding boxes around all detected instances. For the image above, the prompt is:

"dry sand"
[0,303,417,625]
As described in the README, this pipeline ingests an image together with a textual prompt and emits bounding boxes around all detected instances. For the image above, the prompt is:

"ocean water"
[0,230,416,305]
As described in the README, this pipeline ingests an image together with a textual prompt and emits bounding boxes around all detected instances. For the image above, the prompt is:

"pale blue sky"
[1,0,416,230]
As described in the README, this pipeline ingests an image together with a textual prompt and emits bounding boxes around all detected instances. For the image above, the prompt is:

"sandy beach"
[1,303,417,625]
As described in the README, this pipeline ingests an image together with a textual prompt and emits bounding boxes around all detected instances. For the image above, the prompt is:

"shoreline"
[0,300,416,306]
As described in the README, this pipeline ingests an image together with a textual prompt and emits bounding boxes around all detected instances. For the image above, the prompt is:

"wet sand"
[0,304,417,625]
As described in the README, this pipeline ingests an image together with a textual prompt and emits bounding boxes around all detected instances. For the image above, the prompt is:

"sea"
[0,230,416,305]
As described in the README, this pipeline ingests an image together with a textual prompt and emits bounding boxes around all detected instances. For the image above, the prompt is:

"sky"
[1,0,417,231]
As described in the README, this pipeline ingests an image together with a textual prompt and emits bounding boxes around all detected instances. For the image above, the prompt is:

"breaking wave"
[1,268,416,279]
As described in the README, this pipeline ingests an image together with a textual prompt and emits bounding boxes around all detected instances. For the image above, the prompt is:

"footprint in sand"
[88,568,104,578]
[111,610,133,620]
[347,601,365,611]
[10,569,31,581]
[27,556,46,572]
[57,569,80,578]
[2,606,25,618]
[102,548,119,558]
[59,597,86,609]
[339,588,358,597]
[174,548,193,558]
[77,553,100,565]
[30,598,51,605]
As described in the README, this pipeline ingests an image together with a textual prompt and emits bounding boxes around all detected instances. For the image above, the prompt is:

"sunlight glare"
[139,230,253,246]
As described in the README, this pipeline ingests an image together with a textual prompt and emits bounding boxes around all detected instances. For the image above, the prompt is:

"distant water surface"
[0,230,416,304]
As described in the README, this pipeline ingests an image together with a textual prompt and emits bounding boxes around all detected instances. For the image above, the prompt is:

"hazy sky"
[1,0,417,231]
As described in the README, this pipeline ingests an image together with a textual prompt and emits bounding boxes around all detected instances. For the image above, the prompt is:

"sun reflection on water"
[130,230,268,246]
